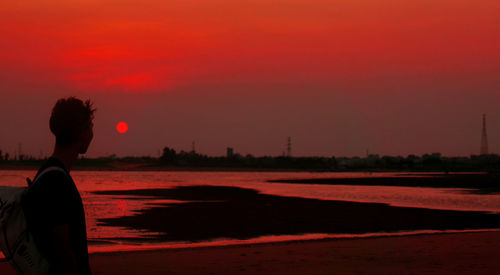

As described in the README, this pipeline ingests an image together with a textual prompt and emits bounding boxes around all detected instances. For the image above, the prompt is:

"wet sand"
[2,231,500,274]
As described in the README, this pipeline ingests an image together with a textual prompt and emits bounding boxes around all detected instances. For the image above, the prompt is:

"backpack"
[0,166,67,275]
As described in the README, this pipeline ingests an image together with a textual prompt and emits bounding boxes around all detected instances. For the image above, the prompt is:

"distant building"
[226,147,234,158]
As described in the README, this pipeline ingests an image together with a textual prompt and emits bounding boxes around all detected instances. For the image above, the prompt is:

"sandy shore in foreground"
[2,231,500,274]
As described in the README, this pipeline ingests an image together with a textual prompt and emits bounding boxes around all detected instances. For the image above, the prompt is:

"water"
[1,170,500,255]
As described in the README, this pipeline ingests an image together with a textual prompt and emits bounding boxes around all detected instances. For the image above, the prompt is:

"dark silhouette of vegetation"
[1,146,499,172]
[151,149,500,172]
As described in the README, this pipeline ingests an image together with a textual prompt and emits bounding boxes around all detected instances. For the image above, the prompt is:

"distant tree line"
[1,146,500,172]
[158,147,500,172]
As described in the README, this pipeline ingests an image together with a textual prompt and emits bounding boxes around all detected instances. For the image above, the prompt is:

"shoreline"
[0,165,338,172]
[3,231,500,274]
[91,229,500,254]
[1,164,491,173]
[3,229,497,261]
[86,228,500,255]
[75,230,500,274]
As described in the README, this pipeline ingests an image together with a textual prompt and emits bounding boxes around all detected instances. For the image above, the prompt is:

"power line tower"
[191,141,196,154]
[480,114,489,155]
[287,137,292,157]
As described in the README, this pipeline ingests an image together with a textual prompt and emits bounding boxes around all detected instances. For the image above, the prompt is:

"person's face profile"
[79,122,94,154]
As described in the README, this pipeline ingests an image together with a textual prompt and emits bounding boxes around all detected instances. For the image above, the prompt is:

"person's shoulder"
[33,158,72,189]
[37,169,69,182]
[35,157,69,178]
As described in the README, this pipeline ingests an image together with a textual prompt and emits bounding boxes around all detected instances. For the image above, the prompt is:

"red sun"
[116,121,128,133]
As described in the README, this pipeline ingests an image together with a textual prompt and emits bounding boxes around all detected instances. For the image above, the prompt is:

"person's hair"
[49,97,96,146]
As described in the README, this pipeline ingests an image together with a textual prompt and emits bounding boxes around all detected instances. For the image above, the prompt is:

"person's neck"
[51,146,79,172]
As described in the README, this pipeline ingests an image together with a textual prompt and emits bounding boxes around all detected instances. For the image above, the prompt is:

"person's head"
[50,97,96,154]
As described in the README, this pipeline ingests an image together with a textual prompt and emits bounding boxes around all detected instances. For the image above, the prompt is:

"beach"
[2,171,500,274]
[2,231,499,274]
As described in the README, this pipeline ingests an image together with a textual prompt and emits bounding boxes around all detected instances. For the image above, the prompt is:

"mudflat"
[95,186,500,242]
[3,231,499,274]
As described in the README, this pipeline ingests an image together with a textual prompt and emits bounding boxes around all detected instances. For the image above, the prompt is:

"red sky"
[1,1,499,158]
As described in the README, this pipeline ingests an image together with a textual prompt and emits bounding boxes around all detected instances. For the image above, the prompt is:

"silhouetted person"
[23,97,95,275]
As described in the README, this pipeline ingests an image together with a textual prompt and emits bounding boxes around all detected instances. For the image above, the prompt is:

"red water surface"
[1,171,500,255]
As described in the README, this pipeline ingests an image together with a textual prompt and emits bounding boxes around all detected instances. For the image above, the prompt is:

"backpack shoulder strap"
[31,166,69,186]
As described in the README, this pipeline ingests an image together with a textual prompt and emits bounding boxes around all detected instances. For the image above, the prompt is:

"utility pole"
[287,137,292,157]
[480,114,489,155]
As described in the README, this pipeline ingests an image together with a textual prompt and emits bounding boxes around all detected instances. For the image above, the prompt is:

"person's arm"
[51,224,78,275]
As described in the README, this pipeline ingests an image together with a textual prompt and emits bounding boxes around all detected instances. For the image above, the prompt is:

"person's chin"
[79,146,89,154]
